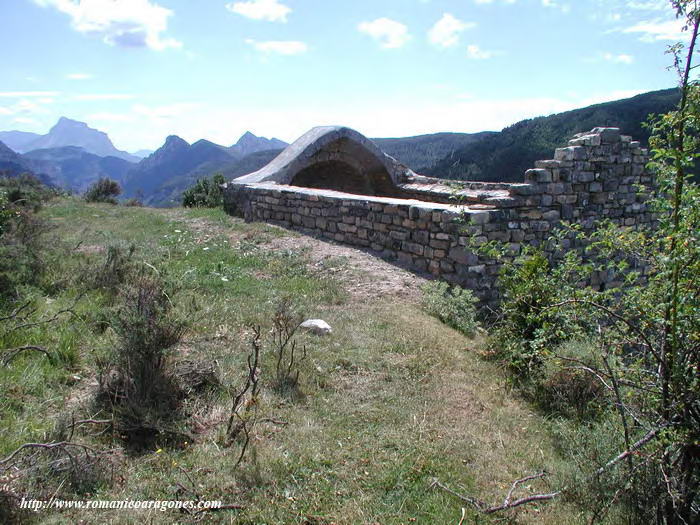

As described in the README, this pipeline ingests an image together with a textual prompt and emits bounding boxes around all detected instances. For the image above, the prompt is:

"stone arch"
[232,126,414,196]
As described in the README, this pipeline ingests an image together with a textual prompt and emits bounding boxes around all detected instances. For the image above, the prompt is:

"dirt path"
[261,235,428,303]
[166,209,430,303]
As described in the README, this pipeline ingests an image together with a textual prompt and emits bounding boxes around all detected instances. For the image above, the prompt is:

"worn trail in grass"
[3,199,582,524]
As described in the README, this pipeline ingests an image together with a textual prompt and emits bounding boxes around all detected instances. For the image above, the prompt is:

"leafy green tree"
[84,177,121,204]
[182,173,225,208]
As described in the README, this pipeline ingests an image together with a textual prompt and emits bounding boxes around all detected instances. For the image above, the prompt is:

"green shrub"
[489,250,587,380]
[88,243,136,298]
[182,173,225,208]
[0,191,51,301]
[0,174,57,212]
[420,280,479,337]
[535,340,607,420]
[98,271,189,449]
[0,190,13,237]
[84,177,121,204]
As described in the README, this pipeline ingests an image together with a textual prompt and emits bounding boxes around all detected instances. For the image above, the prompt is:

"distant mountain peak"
[13,117,139,163]
[230,131,288,157]
[55,116,88,128]
[164,135,190,148]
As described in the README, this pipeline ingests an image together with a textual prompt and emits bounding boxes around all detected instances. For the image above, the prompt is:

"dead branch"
[225,325,261,470]
[259,417,288,426]
[591,425,664,479]
[0,441,99,469]
[429,479,486,510]
[1,345,53,365]
[69,418,112,427]
[486,490,562,514]
[0,300,33,323]
[3,292,85,336]
[503,472,547,508]
[431,424,667,515]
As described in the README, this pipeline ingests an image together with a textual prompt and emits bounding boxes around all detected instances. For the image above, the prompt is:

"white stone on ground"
[300,319,333,336]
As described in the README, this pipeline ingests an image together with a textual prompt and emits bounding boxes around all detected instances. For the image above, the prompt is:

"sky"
[0,0,689,152]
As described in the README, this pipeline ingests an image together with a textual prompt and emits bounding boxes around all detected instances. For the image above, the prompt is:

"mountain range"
[0,117,139,162]
[0,117,290,205]
[120,132,291,206]
[0,87,682,205]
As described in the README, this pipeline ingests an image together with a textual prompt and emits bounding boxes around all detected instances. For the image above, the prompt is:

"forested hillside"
[373,132,494,173]
[426,88,680,182]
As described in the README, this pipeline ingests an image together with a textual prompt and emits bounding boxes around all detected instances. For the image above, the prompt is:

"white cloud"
[542,0,571,13]
[86,112,135,122]
[358,18,410,49]
[603,52,634,64]
[428,13,474,49]
[245,39,308,55]
[66,73,93,80]
[0,91,60,98]
[132,102,202,121]
[474,0,517,4]
[34,0,181,51]
[93,89,648,153]
[622,18,686,42]
[626,0,666,10]
[13,117,39,125]
[73,94,136,101]
[226,0,291,22]
[0,97,55,118]
[466,44,502,59]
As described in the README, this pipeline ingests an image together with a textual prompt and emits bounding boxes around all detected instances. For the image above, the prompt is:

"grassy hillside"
[427,88,680,182]
[0,197,589,524]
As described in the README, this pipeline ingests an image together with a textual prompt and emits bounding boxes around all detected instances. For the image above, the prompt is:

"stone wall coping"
[233,182,498,215]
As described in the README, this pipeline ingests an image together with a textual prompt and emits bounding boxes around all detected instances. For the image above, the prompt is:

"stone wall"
[224,127,654,304]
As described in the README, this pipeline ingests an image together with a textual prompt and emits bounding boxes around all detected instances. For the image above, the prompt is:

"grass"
[1,197,589,524]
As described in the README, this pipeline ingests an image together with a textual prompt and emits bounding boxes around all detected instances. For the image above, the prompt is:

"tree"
[182,173,225,208]
[436,3,700,522]
[84,177,121,204]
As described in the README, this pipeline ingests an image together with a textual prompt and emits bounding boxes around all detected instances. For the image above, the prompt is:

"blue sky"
[0,0,687,152]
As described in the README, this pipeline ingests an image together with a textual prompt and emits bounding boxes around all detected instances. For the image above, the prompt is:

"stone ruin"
[223,126,654,305]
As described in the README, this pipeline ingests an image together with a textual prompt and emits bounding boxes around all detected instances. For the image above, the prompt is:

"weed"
[420,280,479,337]
[269,298,307,397]
[88,243,136,297]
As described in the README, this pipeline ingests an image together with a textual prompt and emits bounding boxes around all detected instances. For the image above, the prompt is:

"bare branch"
[0,441,99,469]
[1,345,53,365]
[504,472,547,507]
[431,424,667,515]
[0,300,33,322]
[3,293,86,336]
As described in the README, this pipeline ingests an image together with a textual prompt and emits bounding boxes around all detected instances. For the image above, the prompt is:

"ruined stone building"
[224,126,653,304]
